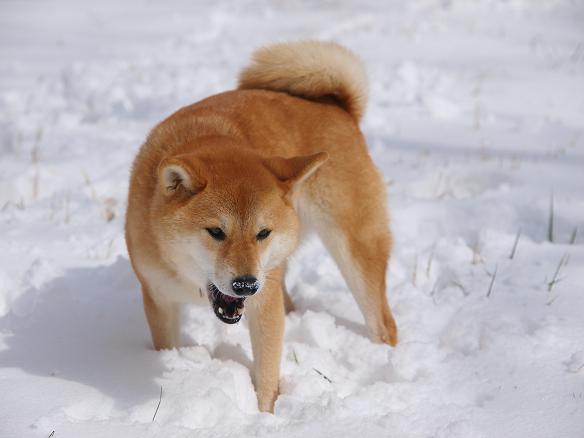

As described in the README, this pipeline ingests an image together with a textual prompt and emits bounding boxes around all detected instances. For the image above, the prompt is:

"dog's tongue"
[222,294,239,303]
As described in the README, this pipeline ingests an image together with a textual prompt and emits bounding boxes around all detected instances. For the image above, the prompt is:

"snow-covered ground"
[1,1,583,437]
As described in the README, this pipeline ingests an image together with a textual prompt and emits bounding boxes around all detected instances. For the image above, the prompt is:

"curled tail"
[238,41,368,122]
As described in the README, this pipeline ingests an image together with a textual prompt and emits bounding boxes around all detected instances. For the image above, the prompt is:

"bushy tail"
[238,41,368,122]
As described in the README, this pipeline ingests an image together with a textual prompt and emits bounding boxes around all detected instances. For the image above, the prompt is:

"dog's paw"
[371,309,398,347]
[257,391,277,413]
[284,297,296,314]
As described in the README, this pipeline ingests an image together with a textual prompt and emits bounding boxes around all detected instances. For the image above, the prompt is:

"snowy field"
[1,1,583,437]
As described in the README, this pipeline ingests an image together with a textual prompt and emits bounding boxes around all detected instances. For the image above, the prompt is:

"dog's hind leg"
[309,188,398,346]
[283,288,295,314]
[281,262,295,314]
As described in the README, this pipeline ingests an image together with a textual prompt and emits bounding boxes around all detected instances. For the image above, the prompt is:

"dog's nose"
[232,276,259,296]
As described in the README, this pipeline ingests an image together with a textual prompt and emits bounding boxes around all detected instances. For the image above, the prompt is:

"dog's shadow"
[0,257,164,409]
[0,255,379,411]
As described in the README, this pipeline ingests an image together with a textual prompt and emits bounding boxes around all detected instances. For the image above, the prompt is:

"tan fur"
[246,266,286,412]
[238,41,368,121]
[126,40,397,413]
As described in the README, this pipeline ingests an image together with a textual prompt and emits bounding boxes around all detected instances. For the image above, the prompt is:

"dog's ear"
[158,155,206,197]
[263,152,328,190]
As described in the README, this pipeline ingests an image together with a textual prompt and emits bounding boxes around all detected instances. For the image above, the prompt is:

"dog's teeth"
[218,307,224,315]
[236,307,244,315]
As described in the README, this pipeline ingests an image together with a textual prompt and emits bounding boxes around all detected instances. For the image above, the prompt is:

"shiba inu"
[125,41,398,412]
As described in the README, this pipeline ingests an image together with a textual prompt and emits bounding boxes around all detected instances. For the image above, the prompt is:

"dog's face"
[152,145,326,324]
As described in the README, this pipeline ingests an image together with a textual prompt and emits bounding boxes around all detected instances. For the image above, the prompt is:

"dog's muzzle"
[207,283,245,324]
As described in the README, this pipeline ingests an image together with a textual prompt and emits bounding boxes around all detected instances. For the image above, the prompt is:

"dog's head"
[152,142,327,324]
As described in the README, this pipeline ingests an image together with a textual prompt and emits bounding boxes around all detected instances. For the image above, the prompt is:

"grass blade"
[486,264,498,297]
[548,193,554,243]
[313,368,333,384]
[152,386,163,422]
[547,253,569,292]
[292,349,299,365]
[509,229,521,259]
[570,227,578,245]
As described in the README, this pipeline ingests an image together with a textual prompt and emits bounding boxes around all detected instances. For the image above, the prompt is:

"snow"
[1,1,583,437]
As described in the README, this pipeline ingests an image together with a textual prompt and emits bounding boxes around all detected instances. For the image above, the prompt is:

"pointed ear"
[158,156,206,197]
[262,152,328,189]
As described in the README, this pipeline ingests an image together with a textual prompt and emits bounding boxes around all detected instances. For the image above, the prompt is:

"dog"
[125,41,398,413]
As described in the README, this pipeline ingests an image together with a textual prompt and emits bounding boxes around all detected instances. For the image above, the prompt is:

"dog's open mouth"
[207,283,245,324]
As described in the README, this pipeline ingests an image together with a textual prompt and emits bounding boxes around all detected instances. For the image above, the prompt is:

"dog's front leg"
[246,268,285,413]
[141,284,180,350]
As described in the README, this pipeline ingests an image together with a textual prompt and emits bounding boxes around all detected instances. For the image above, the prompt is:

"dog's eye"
[256,229,272,241]
[206,227,226,241]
